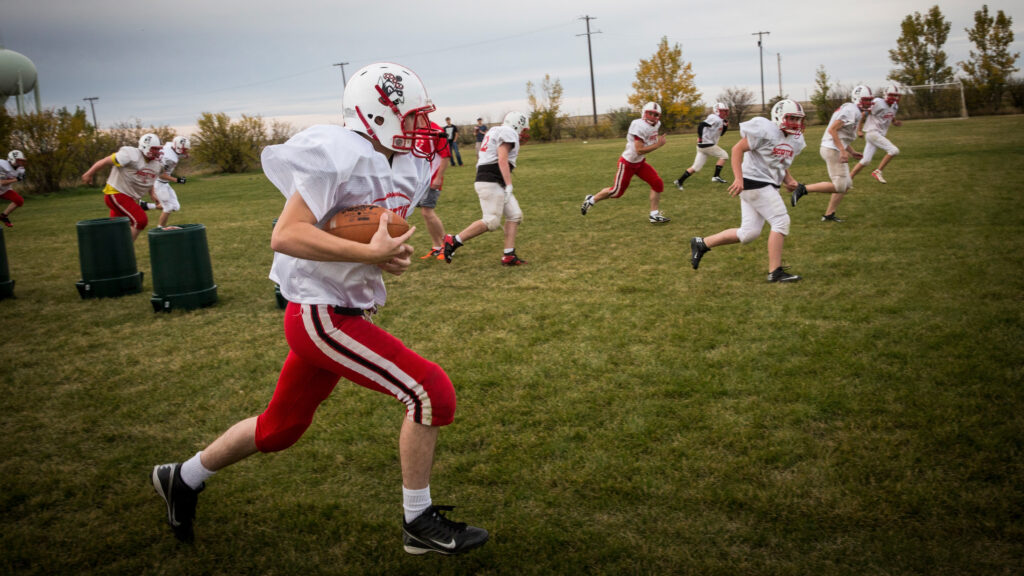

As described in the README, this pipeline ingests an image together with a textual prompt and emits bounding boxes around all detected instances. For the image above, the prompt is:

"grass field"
[1,115,1022,575]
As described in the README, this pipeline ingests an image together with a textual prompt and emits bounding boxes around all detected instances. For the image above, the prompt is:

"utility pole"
[777,53,783,98]
[333,62,350,86]
[752,31,770,112]
[577,15,601,125]
[83,97,99,129]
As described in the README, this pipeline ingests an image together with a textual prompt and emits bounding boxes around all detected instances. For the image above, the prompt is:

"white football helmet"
[642,102,662,126]
[771,99,806,135]
[172,136,192,156]
[138,133,162,160]
[343,62,441,159]
[7,150,26,165]
[713,102,729,119]
[885,84,902,106]
[503,111,528,135]
[851,85,874,111]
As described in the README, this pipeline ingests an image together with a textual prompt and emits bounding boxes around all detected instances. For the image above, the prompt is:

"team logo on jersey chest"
[377,73,405,107]
[771,143,795,159]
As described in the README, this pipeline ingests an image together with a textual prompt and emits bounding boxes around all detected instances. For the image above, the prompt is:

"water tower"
[0,45,41,115]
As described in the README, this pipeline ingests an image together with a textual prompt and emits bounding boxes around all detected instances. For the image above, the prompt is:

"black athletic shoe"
[152,462,204,543]
[821,213,844,223]
[690,237,710,270]
[791,183,807,206]
[767,266,802,283]
[0,214,11,228]
[402,505,489,555]
[442,234,461,263]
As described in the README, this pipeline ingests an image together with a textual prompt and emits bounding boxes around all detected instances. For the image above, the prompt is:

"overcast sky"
[1,0,1021,136]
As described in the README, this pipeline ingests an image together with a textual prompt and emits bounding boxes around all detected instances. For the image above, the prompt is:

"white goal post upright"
[900,81,969,119]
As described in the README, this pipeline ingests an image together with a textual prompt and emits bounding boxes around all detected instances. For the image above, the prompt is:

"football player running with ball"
[151,62,489,556]
[790,85,872,222]
[581,102,670,223]
[850,84,903,184]
[443,111,530,266]
[690,99,807,283]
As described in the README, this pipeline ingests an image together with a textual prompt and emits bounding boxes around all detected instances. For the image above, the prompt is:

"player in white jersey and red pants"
[672,102,731,189]
[0,150,28,227]
[150,63,489,556]
[81,134,164,241]
[790,86,872,222]
[689,100,808,283]
[850,84,902,183]
[443,111,530,266]
[416,121,451,260]
[581,102,671,223]
[154,136,192,228]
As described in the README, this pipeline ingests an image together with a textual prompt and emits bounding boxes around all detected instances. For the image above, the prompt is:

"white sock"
[650,210,659,216]
[403,485,432,523]
[180,451,215,490]
[504,248,514,255]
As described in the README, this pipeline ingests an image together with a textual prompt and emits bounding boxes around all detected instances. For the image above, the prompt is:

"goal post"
[898,82,969,120]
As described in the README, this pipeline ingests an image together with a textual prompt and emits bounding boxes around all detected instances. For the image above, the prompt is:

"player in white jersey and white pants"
[790,85,872,222]
[154,137,191,228]
[443,111,530,266]
[689,100,808,283]
[672,102,731,189]
[150,63,489,556]
[850,85,902,183]
[581,102,670,223]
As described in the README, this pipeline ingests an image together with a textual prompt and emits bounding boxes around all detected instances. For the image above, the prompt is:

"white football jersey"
[158,143,179,183]
[262,124,432,309]
[739,116,806,186]
[820,103,861,151]
[106,146,162,199]
[476,125,521,168]
[864,98,899,135]
[622,118,661,163]
[0,159,25,193]
[700,114,725,147]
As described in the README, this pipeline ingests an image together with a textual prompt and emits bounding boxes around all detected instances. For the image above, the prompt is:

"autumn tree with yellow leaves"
[628,37,702,131]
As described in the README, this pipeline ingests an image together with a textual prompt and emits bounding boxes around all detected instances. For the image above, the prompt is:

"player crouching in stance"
[690,99,807,283]
[154,136,192,228]
[673,102,731,190]
[443,111,529,266]
[151,63,488,556]
[0,150,28,227]
[581,102,670,223]
[850,84,902,184]
[790,85,872,222]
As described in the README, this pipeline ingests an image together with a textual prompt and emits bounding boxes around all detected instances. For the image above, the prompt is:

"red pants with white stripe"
[104,193,148,230]
[254,303,456,453]
[605,157,664,198]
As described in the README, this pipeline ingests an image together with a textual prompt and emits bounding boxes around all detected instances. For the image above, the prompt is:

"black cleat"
[152,463,204,543]
[690,237,710,270]
[821,213,844,223]
[791,183,807,206]
[767,266,802,283]
[442,234,461,263]
[402,505,489,555]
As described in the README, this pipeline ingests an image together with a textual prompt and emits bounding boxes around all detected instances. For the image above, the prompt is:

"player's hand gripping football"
[372,214,415,276]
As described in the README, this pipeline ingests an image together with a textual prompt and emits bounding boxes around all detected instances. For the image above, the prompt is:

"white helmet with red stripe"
[343,62,441,159]
[885,84,902,106]
[713,102,729,119]
[642,102,662,126]
[138,133,162,161]
[770,99,806,135]
[851,85,874,111]
[172,136,192,156]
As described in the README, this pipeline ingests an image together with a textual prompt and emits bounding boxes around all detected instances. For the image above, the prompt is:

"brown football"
[326,204,410,244]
